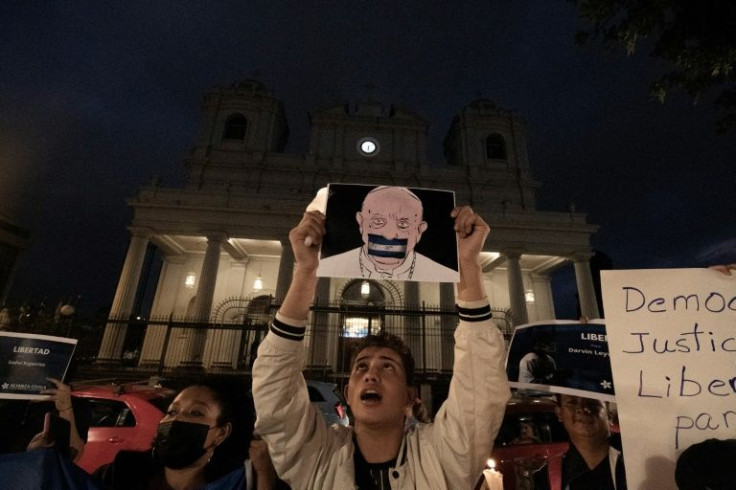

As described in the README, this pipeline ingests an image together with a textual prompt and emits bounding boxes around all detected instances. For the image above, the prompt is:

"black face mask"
[154,420,213,469]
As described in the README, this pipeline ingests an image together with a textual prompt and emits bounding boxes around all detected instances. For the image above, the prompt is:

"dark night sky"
[2,1,734,317]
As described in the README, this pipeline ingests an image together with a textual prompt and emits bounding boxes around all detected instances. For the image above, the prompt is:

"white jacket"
[252,299,511,490]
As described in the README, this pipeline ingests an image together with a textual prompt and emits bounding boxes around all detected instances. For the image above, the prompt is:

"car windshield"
[495,411,568,447]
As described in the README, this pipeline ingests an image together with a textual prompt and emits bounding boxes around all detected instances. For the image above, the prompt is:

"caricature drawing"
[318,185,459,282]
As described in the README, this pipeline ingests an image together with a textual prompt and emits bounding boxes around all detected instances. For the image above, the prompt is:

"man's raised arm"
[279,211,325,321]
[452,205,489,303]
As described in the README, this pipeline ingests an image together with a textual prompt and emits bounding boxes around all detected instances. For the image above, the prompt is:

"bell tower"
[185,80,289,188]
[443,99,537,210]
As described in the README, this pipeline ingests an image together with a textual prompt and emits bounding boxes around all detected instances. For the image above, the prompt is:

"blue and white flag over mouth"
[367,234,408,259]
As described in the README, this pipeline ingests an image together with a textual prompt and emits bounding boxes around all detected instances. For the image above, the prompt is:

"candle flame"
[486,458,496,470]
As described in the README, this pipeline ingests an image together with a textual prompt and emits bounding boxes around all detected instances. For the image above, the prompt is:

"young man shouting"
[252,205,510,489]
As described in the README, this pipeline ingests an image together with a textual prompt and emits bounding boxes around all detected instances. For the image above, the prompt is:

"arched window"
[222,113,247,141]
[486,134,506,160]
[338,280,386,372]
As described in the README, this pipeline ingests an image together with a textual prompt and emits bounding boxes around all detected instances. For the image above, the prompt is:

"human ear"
[406,386,418,408]
[416,221,428,242]
[343,384,351,406]
[214,422,232,447]
[356,212,364,232]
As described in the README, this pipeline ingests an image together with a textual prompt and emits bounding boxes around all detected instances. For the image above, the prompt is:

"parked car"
[306,379,349,426]
[71,382,176,474]
[487,396,570,490]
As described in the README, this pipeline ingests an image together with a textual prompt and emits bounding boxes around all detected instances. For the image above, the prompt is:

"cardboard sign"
[506,320,615,401]
[0,332,77,399]
[317,184,459,282]
[601,268,736,490]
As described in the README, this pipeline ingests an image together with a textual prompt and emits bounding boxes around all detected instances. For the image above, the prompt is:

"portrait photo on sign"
[317,184,459,282]
[506,320,616,401]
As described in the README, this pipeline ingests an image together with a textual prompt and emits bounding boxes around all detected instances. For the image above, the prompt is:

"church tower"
[185,80,289,189]
[443,99,537,210]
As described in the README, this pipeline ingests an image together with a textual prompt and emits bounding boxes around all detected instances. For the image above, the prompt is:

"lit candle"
[483,458,503,490]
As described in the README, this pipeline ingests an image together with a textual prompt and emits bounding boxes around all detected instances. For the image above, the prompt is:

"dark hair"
[675,438,736,490]
[348,332,415,387]
[185,376,254,481]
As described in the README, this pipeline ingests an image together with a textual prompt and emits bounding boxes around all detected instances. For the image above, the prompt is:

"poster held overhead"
[317,183,459,283]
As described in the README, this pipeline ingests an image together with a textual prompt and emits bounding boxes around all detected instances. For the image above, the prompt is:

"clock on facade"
[357,137,380,156]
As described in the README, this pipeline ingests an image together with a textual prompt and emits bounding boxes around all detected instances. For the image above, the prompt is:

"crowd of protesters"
[1,193,733,490]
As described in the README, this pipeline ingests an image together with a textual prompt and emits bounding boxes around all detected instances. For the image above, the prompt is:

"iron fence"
[6,298,514,387]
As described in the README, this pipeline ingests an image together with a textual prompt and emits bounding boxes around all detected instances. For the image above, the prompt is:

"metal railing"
[7,298,514,386]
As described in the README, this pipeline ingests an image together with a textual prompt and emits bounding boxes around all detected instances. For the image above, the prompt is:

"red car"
[487,396,570,490]
[71,383,176,474]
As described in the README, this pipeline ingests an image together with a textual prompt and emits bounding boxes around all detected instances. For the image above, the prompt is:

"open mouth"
[360,390,383,402]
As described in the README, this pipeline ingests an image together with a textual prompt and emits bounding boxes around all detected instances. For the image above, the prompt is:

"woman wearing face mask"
[93,377,254,490]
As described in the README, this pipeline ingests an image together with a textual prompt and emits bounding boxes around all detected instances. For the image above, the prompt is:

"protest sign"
[506,320,615,401]
[601,268,736,490]
[317,183,459,282]
[0,332,77,400]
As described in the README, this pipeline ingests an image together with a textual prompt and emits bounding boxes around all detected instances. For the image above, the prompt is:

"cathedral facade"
[97,80,599,379]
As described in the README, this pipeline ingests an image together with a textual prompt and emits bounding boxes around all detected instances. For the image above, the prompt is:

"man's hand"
[26,431,55,451]
[452,206,489,266]
[289,211,325,272]
[250,438,277,490]
[40,378,73,413]
[710,264,736,275]
[452,206,489,302]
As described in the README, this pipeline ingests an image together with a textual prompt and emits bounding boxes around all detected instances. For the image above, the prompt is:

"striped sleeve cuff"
[456,300,492,322]
[270,313,307,341]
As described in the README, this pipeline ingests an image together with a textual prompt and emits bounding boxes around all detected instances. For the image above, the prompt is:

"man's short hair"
[348,332,415,387]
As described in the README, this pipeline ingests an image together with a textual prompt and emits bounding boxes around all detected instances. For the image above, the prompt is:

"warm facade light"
[361,280,370,298]
[185,272,196,288]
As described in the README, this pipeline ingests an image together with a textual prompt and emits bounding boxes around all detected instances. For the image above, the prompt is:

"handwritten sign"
[506,321,615,401]
[601,268,736,490]
[0,332,77,399]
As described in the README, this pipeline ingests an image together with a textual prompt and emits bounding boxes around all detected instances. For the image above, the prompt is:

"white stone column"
[505,249,528,325]
[185,233,225,364]
[572,252,600,319]
[193,234,225,321]
[98,228,150,360]
[275,239,294,303]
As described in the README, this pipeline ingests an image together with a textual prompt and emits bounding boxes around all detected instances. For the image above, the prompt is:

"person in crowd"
[556,394,627,490]
[24,378,88,461]
[0,377,91,462]
[510,420,540,445]
[252,204,510,489]
[249,438,291,490]
[404,397,431,429]
[94,377,257,490]
[675,438,736,490]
